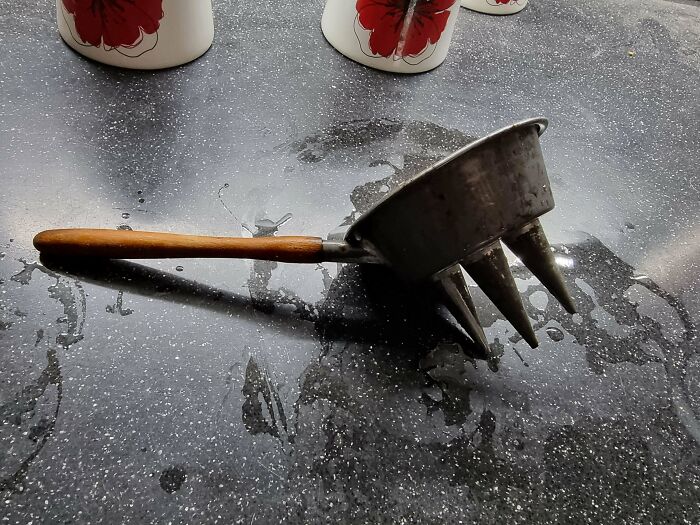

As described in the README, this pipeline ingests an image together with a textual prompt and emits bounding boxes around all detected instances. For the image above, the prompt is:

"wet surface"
[1,0,699,523]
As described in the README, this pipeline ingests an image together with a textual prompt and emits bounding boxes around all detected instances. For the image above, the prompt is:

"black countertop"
[1,0,699,523]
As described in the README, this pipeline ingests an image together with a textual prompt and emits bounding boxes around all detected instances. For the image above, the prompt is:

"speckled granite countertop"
[1,0,699,523]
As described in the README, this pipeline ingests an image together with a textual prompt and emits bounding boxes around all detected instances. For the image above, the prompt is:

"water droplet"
[529,290,549,311]
[159,467,187,494]
[116,225,132,231]
[121,212,130,219]
[175,265,184,272]
[545,327,564,342]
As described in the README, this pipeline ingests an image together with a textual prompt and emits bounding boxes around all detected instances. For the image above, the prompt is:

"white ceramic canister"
[57,0,214,69]
[321,0,462,74]
[460,0,528,15]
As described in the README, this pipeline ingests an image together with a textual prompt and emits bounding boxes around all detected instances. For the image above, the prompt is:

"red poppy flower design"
[356,0,455,59]
[61,0,164,49]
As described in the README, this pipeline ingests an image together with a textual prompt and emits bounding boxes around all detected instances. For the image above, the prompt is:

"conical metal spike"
[503,219,577,314]
[446,266,480,320]
[461,243,539,348]
[434,266,491,357]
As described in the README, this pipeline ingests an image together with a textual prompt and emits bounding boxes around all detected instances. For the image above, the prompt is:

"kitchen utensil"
[461,0,528,15]
[34,118,575,356]
[56,0,214,69]
[321,0,462,73]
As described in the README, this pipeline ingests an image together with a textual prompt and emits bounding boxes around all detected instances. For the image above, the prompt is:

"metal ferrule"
[320,241,385,264]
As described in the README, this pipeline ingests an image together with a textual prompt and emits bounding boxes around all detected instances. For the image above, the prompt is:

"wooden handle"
[33,229,325,263]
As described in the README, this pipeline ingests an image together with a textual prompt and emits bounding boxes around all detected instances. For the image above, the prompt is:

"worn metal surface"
[1,0,699,523]
[347,118,553,281]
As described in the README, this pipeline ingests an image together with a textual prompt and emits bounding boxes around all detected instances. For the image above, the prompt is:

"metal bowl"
[347,117,551,281]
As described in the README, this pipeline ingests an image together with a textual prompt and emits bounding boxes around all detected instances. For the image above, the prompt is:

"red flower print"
[356,0,455,59]
[61,0,164,49]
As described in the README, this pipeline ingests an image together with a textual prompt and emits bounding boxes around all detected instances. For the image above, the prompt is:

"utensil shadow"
[39,256,487,360]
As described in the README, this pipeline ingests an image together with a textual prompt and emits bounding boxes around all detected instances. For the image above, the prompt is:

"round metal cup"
[346,117,553,281]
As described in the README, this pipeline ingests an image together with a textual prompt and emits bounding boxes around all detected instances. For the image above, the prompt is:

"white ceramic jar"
[56,0,214,69]
[461,0,528,15]
[321,0,462,74]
